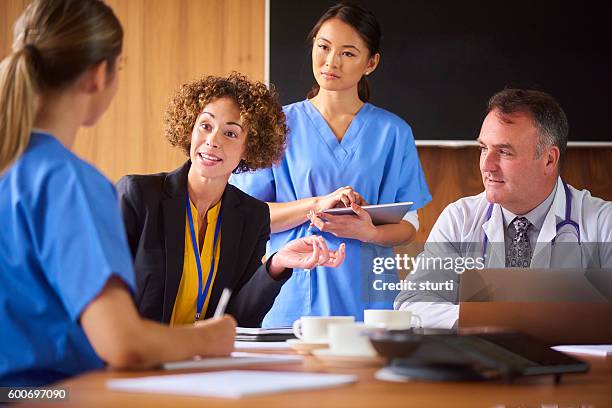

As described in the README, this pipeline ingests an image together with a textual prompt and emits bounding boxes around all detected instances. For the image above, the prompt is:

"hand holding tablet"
[321,202,414,226]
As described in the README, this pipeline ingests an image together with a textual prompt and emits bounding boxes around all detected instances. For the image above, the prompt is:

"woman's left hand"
[269,235,346,277]
[307,203,378,242]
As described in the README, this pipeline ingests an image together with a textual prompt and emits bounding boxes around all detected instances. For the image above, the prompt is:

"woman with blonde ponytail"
[0,0,235,387]
[0,44,36,173]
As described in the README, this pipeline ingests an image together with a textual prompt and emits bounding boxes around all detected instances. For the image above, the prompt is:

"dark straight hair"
[306,2,381,102]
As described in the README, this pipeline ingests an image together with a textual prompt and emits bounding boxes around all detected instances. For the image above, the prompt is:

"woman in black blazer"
[117,73,345,327]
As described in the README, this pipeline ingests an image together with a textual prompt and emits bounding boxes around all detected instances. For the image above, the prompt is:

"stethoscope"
[481,182,580,261]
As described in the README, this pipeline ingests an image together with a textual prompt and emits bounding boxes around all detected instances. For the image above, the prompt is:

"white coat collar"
[482,203,506,267]
[537,177,566,243]
[530,177,568,267]
[481,177,565,267]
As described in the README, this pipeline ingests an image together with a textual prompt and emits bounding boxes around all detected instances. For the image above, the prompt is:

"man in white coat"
[394,89,612,328]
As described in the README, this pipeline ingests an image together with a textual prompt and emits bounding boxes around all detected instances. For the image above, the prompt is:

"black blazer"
[116,161,291,327]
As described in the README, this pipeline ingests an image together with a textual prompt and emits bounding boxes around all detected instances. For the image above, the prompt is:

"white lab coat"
[395,177,612,328]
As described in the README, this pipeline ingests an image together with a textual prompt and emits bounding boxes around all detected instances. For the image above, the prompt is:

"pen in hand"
[213,288,232,319]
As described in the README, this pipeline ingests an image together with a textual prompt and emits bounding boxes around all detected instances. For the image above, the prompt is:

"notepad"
[235,326,296,342]
[163,352,301,370]
[552,345,612,357]
[234,341,291,350]
[107,370,357,399]
[236,327,293,335]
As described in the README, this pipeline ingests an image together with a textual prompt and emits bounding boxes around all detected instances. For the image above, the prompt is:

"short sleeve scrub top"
[230,101,431,327]
[0,131,135,386]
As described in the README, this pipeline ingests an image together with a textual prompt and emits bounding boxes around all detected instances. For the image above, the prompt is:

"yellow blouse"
[170,199,222,325]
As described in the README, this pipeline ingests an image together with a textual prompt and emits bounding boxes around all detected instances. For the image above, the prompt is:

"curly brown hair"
[164,72,288,173]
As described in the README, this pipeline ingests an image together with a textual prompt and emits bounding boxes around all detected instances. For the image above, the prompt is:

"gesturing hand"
[269,235,346,276]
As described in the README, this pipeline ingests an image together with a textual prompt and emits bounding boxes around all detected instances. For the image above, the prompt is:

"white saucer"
[286,339,328,355]
[374,367,413,382]
[311,348,386,367]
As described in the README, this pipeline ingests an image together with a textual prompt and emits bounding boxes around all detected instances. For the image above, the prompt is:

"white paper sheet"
[234,340,291,350]
[107,370,357,399]
[163,352,301,370]
[236,327,293,335]
[552,345,612,357]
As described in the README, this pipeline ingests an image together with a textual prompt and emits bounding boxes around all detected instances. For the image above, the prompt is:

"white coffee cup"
[327,322,378,356]
[292,316,354,343]
[363,309,422,330]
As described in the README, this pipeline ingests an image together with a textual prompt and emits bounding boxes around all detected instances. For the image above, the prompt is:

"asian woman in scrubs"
[0,0,233,386]
[231,3,431,326]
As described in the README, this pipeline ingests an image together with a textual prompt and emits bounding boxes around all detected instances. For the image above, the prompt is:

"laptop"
[458,268,612,345]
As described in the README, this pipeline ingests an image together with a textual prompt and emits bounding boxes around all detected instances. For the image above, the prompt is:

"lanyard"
[186,194,222,321]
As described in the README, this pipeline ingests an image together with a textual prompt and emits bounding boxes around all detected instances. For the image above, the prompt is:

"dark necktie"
[506,217,532,267]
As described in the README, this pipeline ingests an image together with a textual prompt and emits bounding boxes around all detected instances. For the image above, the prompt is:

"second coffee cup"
[363,309,422,330]
[292,316,355,343]
[327,322,378,356]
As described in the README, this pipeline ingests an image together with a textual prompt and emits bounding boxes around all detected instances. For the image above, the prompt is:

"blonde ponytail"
[0,48,36,173]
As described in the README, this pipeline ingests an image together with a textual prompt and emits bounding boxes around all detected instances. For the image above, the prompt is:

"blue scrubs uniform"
[230,100,431,327]
[0,132,135,386]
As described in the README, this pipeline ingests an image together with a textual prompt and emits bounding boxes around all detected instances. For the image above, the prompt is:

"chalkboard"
[269,1,612,143]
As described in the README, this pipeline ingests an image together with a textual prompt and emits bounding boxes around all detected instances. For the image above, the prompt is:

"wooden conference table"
[19,349,612,408]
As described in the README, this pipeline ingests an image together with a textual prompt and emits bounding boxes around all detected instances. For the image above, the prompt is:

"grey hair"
[486,89,568,170]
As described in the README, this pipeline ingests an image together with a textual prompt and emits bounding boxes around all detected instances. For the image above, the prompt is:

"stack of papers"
[234,341,291,350]
[107,370,357,398]
[552,345,612,357]
[163,352,301,370]
[237,327,294,335]
[235,327,295,342]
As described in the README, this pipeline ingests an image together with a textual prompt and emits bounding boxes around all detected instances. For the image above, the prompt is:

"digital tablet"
[321,202,413,226]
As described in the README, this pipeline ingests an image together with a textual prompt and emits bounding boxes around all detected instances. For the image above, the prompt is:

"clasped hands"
[307,186,378,243]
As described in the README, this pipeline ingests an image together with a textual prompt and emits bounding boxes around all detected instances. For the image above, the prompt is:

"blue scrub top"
[230,100,431,327]
[0,132,135,386]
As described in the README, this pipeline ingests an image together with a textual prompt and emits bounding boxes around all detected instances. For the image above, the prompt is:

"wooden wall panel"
[0,0,29,56]
[78,0,266,181]
[2,0,611,244]
[394,146,612,267]
[412,146,612,243]
[1,0,265,181]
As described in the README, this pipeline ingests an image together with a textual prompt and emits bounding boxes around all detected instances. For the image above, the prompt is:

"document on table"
[107,370,357,399]
[235,326,295,342]
[234,340,291,350]
[163,352,301,370]
[552,345,612,357]
[236,327,293,335]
